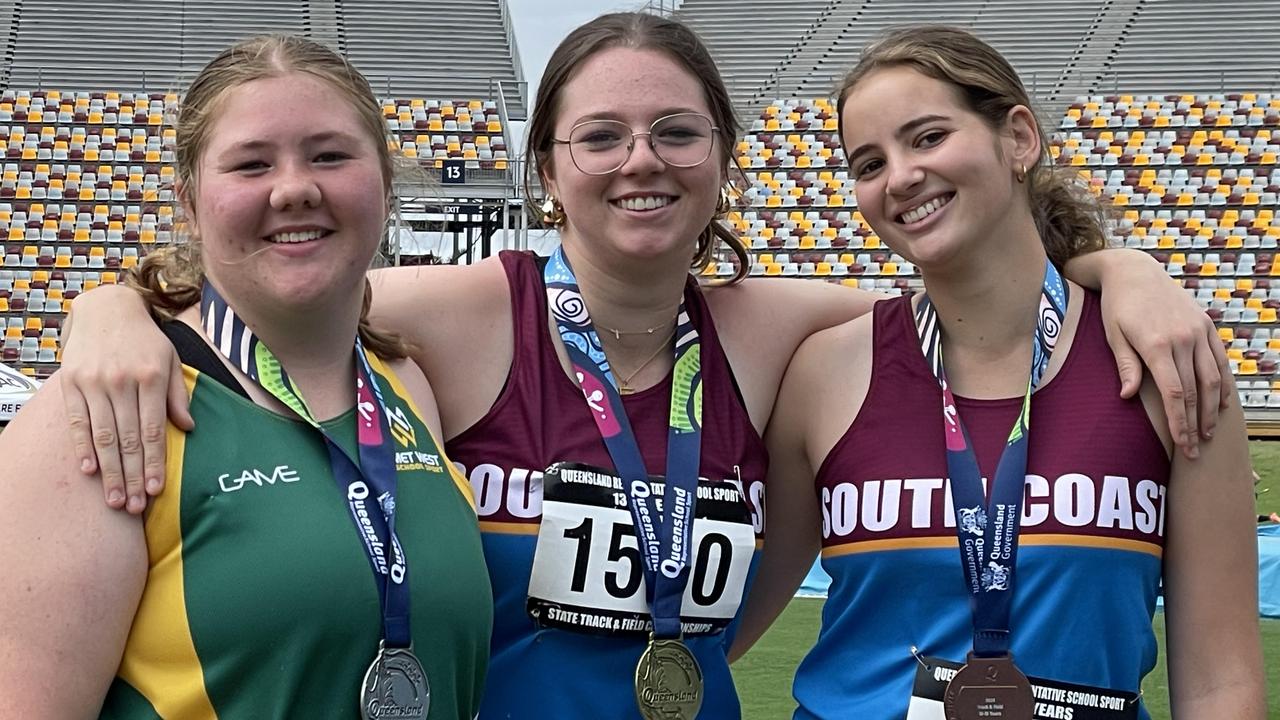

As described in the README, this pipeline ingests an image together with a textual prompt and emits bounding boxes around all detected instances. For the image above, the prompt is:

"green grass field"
[732,440,1280,719]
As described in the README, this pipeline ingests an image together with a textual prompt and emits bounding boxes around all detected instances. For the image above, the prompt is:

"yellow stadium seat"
[1263,309,1278,324]
[1240,360,1259,375]
[1219,328,1234,342]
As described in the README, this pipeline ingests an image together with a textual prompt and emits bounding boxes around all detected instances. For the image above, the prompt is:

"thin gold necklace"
[597,318,676,341]
[614,328,676,394]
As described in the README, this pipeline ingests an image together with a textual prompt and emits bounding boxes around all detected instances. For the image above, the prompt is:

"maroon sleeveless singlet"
[446,250,766,719]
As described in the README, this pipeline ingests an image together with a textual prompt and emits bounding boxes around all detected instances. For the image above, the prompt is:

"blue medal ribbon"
[200,282,413,649]
[914,261,1067,658]
[544,247,703,640]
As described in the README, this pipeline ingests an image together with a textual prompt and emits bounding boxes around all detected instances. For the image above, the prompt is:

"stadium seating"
[0,87,511,378]
[728,93,1280,408]
[383,98,510,171]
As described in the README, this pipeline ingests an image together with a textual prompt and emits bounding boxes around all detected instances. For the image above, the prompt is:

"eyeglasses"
[552,112,719,176]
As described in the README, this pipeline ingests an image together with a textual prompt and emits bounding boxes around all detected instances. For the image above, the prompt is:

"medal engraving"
[361,644,430,720]
[634,636,703,720]
[943,652,1035,720]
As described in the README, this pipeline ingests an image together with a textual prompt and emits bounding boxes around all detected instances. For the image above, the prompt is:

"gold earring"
[541,195,565,226]
[1016,164,1028,184]
[716,184,733,216]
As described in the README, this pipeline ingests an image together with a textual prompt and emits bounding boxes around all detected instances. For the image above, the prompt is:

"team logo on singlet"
[821,472,1168,553]
[217,464,301,493]
[388,406,418,449]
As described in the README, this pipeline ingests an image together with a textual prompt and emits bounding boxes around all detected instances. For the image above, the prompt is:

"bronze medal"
[360,642,430,720]
[634,635,703,720]
[943,652,1035,720]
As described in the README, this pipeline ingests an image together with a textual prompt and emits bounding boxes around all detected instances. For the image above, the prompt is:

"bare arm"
[1067,248,1229,458]
[61,259,511,515]
[0,375,148,717]
[708,279,884,433]
[1142,380,1265,718]
[367,260,513,439]
[728,318,872,661]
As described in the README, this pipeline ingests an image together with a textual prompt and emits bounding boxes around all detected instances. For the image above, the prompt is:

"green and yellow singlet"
[100,353,491,719]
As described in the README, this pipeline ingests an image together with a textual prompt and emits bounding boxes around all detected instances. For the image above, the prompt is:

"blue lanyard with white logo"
[913,261,1067,658]
[544,247,703,640]
[200,282,413,649]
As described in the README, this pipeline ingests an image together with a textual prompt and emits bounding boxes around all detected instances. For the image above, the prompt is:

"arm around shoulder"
[0,375,149,718]
[1146,380,1265,718]
[368,259,514,438]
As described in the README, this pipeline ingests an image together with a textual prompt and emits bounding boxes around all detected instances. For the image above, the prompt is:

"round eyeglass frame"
[551,112,721,176]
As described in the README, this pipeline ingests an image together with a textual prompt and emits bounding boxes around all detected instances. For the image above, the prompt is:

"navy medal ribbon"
[544,247,703,640]
[914,261,1067,657]
[200,282,413,649]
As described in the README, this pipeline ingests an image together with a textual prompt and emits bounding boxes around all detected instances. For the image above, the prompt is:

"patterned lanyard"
[200,282,413,650]
[914,261,1068,658]
[543,247,703,640]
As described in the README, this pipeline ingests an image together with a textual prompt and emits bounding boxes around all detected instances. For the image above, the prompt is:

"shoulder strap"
[159,319,251,399]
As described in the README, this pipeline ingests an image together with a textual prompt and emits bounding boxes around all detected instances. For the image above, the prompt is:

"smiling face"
[542,46,723,266]
[187,71,387,314]
[841,65,1037,271]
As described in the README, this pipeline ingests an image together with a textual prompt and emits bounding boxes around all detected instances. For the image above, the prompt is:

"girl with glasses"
[57,12,1234,719]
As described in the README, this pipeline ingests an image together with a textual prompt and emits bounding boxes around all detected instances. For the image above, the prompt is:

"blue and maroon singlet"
[446,251,767,719]
[792,291,1170,720]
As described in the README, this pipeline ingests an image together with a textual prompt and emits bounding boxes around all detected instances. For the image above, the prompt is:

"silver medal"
[360,642,430,720]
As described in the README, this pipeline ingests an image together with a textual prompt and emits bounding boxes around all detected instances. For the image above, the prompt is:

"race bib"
[907,656,1140,720]
[527,462,755,637]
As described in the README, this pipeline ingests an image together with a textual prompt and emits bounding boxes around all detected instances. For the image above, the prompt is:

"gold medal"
[634,634,703,720]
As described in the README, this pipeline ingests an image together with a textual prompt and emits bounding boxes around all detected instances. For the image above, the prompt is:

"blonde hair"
[524,12,749,283]
[126,34,408,359]
[836,25,1111,268]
